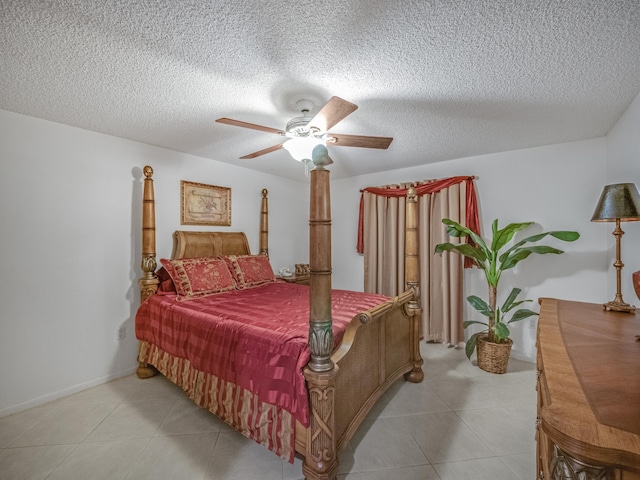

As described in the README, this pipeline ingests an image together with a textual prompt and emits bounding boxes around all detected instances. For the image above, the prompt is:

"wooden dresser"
[536,298,640,479]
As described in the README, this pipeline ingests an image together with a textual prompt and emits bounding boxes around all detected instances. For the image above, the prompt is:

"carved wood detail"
[308,320,334,371]
[303,367,339,480]
[551,445,614,480]
[139,276,159,303]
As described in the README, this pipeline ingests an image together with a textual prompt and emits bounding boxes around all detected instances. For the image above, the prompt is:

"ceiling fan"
[215,96,393,164]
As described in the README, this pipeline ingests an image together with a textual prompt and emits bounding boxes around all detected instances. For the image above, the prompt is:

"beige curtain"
[363,181,468,345]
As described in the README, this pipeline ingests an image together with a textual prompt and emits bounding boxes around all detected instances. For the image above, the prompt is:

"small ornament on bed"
[295,264,310,276]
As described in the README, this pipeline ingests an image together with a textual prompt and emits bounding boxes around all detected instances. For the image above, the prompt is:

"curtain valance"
[356,176,480,264]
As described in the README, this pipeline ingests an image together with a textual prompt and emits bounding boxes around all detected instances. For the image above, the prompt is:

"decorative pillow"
[159,257,236,300]
[156,266,177,293]
[222,254,276,289]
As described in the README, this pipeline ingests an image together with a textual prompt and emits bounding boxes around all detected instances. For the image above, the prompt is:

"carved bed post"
[260,188,269,256]
[307,167,333,373]
[139,165,159,301]
[137,165,159,379]
[303,157,339,480]
[403,186,424,383]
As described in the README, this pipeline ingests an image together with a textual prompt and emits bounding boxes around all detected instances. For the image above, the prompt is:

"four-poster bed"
[135,164,424,480]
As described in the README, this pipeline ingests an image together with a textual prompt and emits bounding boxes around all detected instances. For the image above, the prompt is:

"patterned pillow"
[159,257,236,300]
[222,254,276,289]
[156,266,177,293]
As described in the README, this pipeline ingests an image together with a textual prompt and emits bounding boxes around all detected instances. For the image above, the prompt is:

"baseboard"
[0,365,139,418]
[509,350,535,363]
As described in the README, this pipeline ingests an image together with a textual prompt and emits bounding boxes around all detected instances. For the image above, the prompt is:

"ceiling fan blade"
[327,133,393,149]
[308,96,358,132]
[240,143,284,159]
[216,118,285,135]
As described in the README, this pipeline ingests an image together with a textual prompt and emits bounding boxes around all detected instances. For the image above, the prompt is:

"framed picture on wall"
[180,180,231,226]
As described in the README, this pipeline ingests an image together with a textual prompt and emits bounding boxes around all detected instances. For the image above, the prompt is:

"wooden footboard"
[301,161,423,480]
[296,288,423,458]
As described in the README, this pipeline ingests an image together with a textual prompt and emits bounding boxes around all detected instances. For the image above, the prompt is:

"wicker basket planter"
[476,334,512,374]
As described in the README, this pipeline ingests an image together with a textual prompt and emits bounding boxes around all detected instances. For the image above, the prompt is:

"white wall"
[3,88,639,414]
[332,138,609,362]
[0,109,308,416]
[605,93,640,304]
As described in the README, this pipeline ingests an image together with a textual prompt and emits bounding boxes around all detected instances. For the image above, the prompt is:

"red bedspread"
[135,281,389,429]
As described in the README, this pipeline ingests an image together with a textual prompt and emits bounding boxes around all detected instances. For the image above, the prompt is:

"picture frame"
[180,180,231,226]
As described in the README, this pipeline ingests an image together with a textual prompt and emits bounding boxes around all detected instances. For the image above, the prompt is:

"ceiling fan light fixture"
[283,137,326,162]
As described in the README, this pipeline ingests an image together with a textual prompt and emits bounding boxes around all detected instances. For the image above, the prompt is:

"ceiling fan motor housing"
[285,99,319,137]
[285,116,315,137]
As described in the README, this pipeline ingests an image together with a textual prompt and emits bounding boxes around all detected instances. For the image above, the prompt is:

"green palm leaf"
[491,221,533,251]
[494,322,510,340]
[465,332,480,359]
[507,308,539,324]
[467,295,492,316]
[463,320,489,329]
[434,243,487,266]
[434,218,579,366]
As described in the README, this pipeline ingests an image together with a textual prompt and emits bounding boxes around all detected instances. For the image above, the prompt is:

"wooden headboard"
[137,168,269,302]
[171,231,251,259]
[170,188,270,260]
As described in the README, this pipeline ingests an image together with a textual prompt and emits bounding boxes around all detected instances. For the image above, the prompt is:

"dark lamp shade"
[591,183,640,222]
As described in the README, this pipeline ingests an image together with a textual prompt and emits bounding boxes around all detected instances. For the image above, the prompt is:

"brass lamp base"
[603,300,636,313]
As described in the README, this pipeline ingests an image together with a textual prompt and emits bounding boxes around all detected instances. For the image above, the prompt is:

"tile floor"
[0,343,537,480]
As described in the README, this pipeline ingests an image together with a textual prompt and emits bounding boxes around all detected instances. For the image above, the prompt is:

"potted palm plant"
[435,219,579,373]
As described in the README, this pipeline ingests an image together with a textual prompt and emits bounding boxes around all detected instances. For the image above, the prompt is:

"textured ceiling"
[1,0,639,180]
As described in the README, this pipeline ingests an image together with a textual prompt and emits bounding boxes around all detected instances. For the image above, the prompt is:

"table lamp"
[591,182,640,313]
